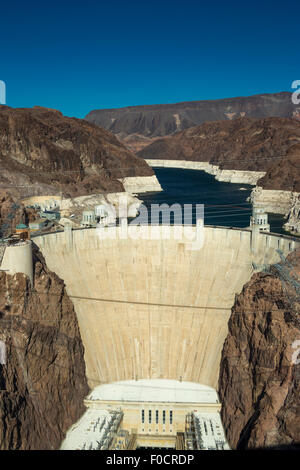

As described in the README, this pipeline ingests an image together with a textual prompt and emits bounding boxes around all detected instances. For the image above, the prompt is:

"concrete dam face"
[33,226,298,390]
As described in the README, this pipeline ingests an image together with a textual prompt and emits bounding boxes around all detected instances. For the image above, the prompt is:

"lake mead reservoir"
[137,167,286,234]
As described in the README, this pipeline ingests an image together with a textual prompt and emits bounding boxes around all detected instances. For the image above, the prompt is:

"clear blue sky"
[1,0,299,118]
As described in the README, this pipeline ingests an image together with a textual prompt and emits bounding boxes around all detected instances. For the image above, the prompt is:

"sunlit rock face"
[284,195,300,234]
[219,249,300,449]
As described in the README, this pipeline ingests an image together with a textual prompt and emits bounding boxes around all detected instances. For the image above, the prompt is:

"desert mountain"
[85,92,300,152]
[0,105,153,199]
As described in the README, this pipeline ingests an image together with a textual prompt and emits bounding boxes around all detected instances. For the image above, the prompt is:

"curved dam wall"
[32,227,299,389]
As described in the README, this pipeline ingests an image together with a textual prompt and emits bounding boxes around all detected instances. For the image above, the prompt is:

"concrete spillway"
[32,226,299,389]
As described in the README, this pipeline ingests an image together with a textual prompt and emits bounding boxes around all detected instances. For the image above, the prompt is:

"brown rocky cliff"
[257,143,300,192]
[138,117,300,191]
[0,245,89,449]
[0,105,153,199]
[219,250,300,449]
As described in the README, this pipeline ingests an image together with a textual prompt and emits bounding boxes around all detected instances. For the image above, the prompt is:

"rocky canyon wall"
[219,250,300,449]
[0,245,89,449]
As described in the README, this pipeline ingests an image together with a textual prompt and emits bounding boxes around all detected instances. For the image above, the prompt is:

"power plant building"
[61,379,230,450]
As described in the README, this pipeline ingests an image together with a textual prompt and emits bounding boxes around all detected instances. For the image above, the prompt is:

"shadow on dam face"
[33,226,299,389]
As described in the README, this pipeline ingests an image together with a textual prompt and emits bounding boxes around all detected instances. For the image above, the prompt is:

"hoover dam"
[30,225,298,389]
[1,222,299,449]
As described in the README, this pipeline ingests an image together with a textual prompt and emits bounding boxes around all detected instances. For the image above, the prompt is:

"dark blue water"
[137,167,286,234]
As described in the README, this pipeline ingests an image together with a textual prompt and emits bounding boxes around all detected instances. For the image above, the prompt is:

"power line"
[134,209,252,218]
[0,317,297,392]
[28,290,232,312]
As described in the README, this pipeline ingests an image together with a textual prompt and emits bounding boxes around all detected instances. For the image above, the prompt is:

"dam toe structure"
[61,379,230,450]
[31,226,299,390]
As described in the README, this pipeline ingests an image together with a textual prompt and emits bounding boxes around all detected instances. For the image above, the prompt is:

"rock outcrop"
[0,245,89,449]
[0,191,36,238]
[219,249,300,449]
[0,105,153,200]
[138,117,300,192]
[284,195,300,234]
[0,191,26,238]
